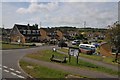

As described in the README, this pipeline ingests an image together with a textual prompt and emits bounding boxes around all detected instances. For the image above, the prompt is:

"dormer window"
[32,30,36,34]
[27,30,31,34]
[36,30,39,34]
[23,30,26,34]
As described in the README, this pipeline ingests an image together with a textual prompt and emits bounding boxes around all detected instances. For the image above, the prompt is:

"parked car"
[58,40,67,47]
[79,44,96,55]
[72,40,80,45]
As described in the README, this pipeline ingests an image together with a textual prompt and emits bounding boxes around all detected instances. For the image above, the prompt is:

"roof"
[14,24,38,30]
[40,28,56,33]
[13,24,40,36]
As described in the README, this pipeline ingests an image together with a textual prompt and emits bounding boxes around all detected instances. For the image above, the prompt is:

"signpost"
[68,47,80,64]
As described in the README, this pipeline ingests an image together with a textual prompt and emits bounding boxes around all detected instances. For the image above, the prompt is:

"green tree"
[106,21,120,62]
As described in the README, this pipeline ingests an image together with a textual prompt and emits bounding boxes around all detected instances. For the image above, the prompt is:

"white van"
[79,44,96,54]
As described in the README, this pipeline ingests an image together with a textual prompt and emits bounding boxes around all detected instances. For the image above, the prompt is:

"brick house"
[40,28,63,42]
[10,24,40,43]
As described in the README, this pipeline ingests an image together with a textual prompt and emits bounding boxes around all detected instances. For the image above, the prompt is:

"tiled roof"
[15,24,38,30]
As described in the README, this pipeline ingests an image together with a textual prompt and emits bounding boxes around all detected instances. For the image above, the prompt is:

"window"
[37,30,39,34]
[32,30,36,34]
[23,30,26,34]
[27,30,31,34]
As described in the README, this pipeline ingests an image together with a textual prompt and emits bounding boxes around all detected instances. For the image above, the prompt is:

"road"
[1,46,54,79]
[1,45,119,79]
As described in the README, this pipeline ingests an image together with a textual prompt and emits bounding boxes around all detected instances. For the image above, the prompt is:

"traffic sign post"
[68,47,80,64]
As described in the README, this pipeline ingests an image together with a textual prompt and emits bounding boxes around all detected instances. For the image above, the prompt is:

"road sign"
[68,47,80,64]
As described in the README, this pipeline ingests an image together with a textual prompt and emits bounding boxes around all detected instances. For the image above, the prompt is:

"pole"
[77,56,79,64]
[84,21,86,28]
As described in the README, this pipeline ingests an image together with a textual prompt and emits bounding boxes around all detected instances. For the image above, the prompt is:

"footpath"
[22,57,118,78]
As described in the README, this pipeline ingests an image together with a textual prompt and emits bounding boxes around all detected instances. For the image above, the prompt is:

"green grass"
[20,60,86,78]
[59,48,116,65]
[2,43,29,50]
[26,50,120,76]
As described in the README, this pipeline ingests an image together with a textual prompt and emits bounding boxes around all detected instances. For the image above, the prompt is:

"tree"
[106,21,120,62]
[74,34,84,40]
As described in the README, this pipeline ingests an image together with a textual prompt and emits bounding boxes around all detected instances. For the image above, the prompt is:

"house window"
[32,30,36,34]
[27,30,31,34]
[23,30,26,34]
[37,30,39,34]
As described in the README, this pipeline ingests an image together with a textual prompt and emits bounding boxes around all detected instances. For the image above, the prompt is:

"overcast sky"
[1,0,119,28]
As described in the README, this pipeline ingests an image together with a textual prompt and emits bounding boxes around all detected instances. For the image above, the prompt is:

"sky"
[1,0,119,28]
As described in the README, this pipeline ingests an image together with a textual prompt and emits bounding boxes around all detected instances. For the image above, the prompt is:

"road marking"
[17,75,25,79]
[1,65,25,79]
[10,68,14,71]
[11,72,17,76]
[4,70,9,73]
[16,70,21,74]
[3,66,8,68]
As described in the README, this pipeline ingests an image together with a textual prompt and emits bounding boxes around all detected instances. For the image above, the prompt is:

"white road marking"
[16,70,21,74]
[4,70,9,73]
[10,68,14,71]
[17,75,25,79]
[3,66,8,68]
[1,65,25,79]
[11,72,17,76]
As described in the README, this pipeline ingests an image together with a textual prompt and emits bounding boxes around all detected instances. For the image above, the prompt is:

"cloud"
[2,0,119,2]
[3,2,118,28]
[16,2,59,14]
[41,2,117,27]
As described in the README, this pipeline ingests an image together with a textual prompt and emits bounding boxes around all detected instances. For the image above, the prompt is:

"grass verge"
[2,43,29,50]
[58,48,116,65]
[20,60,86,78]
[26,50,120,76]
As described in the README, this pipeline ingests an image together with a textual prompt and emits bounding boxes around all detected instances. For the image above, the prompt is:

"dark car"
[58,40,67,47]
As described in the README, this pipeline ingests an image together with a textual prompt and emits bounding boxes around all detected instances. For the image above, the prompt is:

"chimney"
[27,23,30,29]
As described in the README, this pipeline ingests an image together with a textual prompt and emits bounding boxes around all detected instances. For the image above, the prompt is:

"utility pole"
[84,21,86,28]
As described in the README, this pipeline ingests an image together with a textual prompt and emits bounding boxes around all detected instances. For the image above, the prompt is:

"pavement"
[22,57,118,78]
[1,45,54,79]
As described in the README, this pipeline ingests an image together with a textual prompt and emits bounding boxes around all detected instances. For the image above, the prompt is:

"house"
[10,24,40,43]
[40,28,63,42]
[99,42,113,57]
[2,28,11,42]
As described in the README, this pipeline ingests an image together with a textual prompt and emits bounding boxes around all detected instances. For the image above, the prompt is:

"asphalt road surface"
[1,45,54,79]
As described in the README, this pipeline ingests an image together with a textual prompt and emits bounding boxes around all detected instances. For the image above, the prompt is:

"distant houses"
[9,24,65,43]
[1,24,107,43]
[10,24,40,43]
[40,28,63,42]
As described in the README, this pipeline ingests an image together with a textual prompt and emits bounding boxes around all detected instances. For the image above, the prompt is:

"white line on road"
[10,68,14,71]
[16,75,25,79]
[4,70,9,73]
[3,66,8,68]
[11,72,17,76]
[16,70,21,74]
